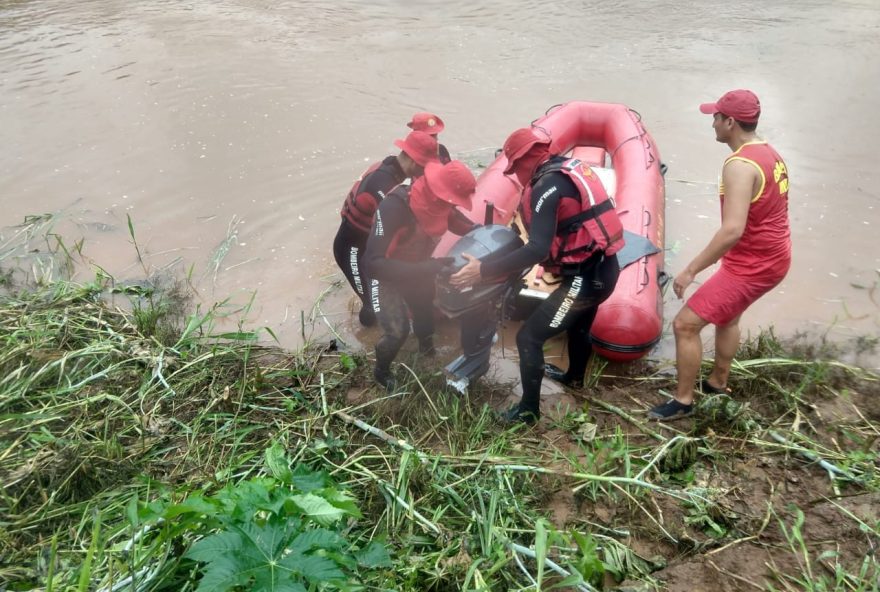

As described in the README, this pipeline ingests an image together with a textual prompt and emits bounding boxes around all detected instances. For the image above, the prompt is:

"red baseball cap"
[423,160,475,210]
[502,127,551,174]
[699,89,761,123]
[394,130,439,167]
[407,112,445,134]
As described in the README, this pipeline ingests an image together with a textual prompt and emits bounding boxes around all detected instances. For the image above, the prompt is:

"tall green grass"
[1,219,878,591]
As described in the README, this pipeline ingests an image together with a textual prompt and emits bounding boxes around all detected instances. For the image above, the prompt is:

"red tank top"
[720,141,791,274]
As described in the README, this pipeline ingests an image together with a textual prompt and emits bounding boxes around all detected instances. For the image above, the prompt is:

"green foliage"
[139,443,390,592]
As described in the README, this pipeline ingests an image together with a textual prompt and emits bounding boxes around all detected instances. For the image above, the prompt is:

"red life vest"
[341,159,403,233]
[521,158,625,273]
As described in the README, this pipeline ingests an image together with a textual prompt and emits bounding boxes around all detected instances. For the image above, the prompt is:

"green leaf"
[339,352,357,371]
[323,488,363,518]
[289,529,345,554]
[354,541,392,568]
[126,495,139,528]
[195,559,248,592]
[265,442,293,484]
[237,521,296,561]
[280,553,345,583]
[164,496,218,519]
[292,493,345,526]
[185,531,243,562]
[291,465,329,492]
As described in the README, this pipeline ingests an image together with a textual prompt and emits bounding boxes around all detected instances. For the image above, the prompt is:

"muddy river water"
[2,0,878,370]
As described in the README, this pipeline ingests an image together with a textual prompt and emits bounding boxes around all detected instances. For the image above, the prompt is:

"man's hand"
[449,253,481,288]
[673,268,696,299]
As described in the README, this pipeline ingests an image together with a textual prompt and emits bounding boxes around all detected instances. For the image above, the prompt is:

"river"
[2,0,878,370]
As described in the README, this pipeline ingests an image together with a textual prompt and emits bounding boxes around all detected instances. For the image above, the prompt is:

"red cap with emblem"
[407,112,445,134]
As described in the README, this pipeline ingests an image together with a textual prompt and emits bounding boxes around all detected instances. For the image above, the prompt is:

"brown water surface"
[2,0,879,368]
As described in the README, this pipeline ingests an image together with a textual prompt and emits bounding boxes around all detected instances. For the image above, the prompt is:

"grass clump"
[1,219,879,591]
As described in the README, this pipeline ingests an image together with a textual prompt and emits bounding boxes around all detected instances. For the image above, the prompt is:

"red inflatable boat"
[436,101,666,362]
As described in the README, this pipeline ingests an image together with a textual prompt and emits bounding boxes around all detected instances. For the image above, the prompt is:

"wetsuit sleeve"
[448,208,477,236]
[365,197,444,283]
[353,169,397,217]
[480,175,572,278]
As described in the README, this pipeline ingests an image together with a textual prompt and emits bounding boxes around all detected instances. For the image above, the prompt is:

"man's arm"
[673,159,755,298]
[365,197,449,283]
[450,175,568,286]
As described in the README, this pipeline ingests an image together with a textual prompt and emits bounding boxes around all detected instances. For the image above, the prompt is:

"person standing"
[332,130,438,326]
[450,128,624,424]
[648,89,791,421]
[407,112,452,163]
[365,160,477,390]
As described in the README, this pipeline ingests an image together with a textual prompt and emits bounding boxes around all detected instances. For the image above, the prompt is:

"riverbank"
[1,238,878,591]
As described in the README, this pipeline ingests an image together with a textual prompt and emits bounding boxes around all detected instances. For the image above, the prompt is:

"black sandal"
[700,379,729,394]
[647,399,693,421]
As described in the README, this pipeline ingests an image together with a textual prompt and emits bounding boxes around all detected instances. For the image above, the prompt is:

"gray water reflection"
[1,0,878,368]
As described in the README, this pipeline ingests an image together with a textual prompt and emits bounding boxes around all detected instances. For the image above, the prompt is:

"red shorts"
[687,261,789,326]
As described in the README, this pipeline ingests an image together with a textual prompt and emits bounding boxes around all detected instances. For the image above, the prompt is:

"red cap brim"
[699,102,719,115]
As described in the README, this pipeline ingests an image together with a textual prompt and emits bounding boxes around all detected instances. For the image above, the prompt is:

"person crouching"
[364,160,478,390]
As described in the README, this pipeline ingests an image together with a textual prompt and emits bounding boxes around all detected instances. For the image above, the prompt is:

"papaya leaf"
[280,553,346,584]
[289,528,346,554]
[185,531,243,562]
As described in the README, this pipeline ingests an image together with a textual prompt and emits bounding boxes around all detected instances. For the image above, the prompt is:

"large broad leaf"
[236,521,294,561]
[186,532,249,592]
[194,559,250,592]
[291,493,346,526]
[291,465,330,492]
[289,528,345,554]
[322,488,363,519]
[354,541,392,568]
[280,552,346,584]
[185,530,242,562]
[187,522,309,592]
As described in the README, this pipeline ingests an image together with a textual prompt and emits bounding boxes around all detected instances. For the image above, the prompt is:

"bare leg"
[673,305,710,405]
[708,314,741,389]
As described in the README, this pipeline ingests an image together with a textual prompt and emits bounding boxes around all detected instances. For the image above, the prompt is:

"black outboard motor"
[435,223,525,393]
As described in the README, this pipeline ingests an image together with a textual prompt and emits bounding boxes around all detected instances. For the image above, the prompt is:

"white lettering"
[349,246,363,295]
[375,210,384,236]
[549,276,583,328]
[370,279,381,313]
[534,186,557,213]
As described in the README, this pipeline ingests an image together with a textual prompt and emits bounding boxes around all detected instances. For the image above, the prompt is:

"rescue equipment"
[434,101,667,362]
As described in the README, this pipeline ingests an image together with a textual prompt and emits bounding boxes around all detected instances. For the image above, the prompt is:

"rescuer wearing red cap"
[333,131,439,327]
[364,160,479,390]
[407,112,452,163]
[450,127,624,424]
[648,89,791,421]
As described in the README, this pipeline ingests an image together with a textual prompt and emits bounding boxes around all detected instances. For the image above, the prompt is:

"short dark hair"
[718,112,758,132]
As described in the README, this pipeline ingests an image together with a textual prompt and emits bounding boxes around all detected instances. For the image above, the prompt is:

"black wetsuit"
[332,156,406,325]
[365,185,475,384]
[481,167,620,417]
